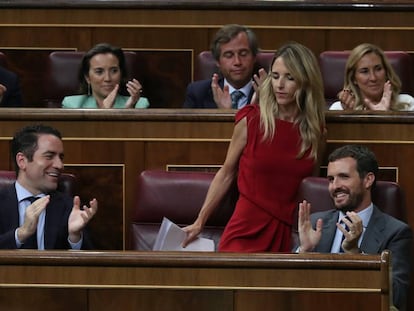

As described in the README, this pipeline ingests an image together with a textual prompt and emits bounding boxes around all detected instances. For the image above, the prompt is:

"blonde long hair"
[343,43,407,111]
[258,42,326,160]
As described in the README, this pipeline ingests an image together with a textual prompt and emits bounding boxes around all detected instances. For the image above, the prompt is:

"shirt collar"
[337,203,374,228]
[224,79,252,98]
[15,181,45,203]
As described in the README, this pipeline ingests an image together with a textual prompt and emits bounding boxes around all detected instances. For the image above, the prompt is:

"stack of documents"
[153,217,214,251]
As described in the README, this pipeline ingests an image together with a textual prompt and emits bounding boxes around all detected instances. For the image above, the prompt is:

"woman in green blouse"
[62,43,149,109]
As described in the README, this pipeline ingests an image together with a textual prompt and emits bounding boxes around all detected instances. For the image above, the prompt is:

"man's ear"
[16,152,27,171]
[364,172,375,189]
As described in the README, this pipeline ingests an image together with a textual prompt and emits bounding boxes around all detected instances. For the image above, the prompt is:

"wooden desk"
[0,250,391,311]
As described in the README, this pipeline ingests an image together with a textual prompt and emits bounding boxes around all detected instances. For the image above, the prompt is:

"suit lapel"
[360,206,385,253]
[219,78,225,89]
[0,185,20,230]
[315,210,339,252]
[247,88,255,103]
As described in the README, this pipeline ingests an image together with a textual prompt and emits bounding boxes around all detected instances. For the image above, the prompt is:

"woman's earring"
[87,83,91,96]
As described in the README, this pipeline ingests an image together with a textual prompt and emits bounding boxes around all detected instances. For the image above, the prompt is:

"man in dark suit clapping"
[0,124,98,250]
[183,24,264,109]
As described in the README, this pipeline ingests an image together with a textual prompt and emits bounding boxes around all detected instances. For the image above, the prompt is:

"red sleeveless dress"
[218,104,315,252]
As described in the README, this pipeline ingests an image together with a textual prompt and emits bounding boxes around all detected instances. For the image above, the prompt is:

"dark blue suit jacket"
[0,184,93,249]
[183,78,254,108]
[0,66,23,107]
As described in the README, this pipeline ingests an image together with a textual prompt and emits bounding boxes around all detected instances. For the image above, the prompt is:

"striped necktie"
[231,90,244,109]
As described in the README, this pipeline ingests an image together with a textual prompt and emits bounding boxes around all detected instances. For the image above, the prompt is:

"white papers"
[153,217,215,251]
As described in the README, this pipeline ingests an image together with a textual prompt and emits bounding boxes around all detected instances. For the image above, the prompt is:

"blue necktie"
[21,196,39,249]
[231,90,244,109]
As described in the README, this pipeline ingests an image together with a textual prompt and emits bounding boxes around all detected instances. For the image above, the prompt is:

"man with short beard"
[297,144,412,311]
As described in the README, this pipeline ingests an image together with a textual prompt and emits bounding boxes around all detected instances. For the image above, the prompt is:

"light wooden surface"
[0,250,391,311]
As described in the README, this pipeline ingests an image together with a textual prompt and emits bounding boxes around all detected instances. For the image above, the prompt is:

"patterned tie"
[21,196,39,249]
[339,218,350,253]
[231,90,244,109]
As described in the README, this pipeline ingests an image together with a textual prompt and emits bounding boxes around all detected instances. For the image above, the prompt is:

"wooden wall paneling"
[0,25,409,58]
[129,49,192,108]
[63,139,147,250]
[124,141,146,249]
[0,26,92,48]
[89,289,233,311]
[253,28,328,56]
[26,116,235,140]
[1,49,55,107]
[324,28,414,53]
[64,165,124,250]
[0,288,88,311]
[88,290,383,310]
[0,141,11,169]
[0,250,391,311]
[90,27,209,50]
[233,291,381,310]
[62,140,127,163]
[144,141,229,169]
[0,8,411,28]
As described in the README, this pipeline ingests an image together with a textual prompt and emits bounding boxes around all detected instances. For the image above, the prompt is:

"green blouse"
[62,95,150,109]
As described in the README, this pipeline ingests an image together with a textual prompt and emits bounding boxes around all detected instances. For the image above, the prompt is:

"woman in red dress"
[183,42,327,252]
